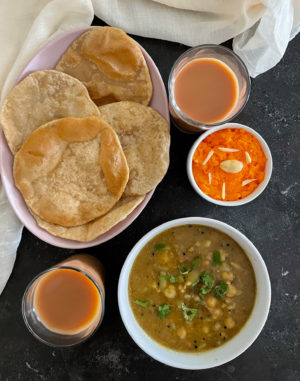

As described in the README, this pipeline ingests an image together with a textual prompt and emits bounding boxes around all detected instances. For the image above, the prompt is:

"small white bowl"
[186,123,273,206]
[118,217,271,370]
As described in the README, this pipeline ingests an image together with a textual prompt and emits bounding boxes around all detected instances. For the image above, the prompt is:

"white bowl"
[118,217,271,370]
[186,123,273,206]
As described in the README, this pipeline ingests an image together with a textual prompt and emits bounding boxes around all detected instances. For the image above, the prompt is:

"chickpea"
[206,296,217,308]
[227,302,236,310]
[214,322,221,331]
[151,281,160,293]
[204,240,211,248]
[202,325,210,334]
[212,308,222,320]
[203,260,209,266]
[184,294,192,300]
[225,317,235,329]
[177,327,187,339]
[227,284,237,297]
[220,249,228,261]
[222,271,234,282]
[159,279,167,289]
[164,285,176,298]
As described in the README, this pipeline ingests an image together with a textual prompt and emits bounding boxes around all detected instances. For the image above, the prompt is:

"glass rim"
[22,265,105,347]
[168,44,251,129]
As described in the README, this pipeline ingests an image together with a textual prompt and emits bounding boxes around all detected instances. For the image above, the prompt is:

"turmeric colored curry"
[129,225,256,352]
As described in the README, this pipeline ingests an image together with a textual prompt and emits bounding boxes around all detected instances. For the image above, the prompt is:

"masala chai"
[22,254,105,345]
[168,45,250,132]
[174,58,238,124]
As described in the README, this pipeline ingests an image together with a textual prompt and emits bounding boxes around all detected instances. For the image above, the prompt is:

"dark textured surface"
[0,18,299,381]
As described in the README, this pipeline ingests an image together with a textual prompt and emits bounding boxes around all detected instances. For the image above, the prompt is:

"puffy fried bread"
[14,116,129,227]
[0,70,99,154]
[99,101,170,196]
[55,27,152,106]
[32,195,145,242]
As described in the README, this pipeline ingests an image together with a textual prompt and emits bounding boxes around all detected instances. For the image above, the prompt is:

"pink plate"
[0,27,169,249]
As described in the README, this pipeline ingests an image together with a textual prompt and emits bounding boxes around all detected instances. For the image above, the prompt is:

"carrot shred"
[192,128,267,201]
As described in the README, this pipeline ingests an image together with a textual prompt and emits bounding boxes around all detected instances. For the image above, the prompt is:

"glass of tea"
[168,44,251,133]
[22,254,105,347]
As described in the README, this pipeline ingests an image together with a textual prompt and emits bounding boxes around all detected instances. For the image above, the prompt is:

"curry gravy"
[129,225,256,352]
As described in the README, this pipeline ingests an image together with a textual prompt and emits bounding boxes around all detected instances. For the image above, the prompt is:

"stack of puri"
[0,27,170,242]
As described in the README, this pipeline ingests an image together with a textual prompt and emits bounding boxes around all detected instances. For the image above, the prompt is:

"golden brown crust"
[0,70,100,154]
[99,101,170,196]
[55,27,153,106]
[14,116,129,227]
[31,195,145,242]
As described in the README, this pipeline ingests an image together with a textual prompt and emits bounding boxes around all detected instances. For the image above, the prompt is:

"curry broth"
[129,225,256,352]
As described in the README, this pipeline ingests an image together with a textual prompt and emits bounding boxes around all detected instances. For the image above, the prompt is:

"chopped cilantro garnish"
[178,256,202,275]
[191,276,201,287]
[178,264,191,275]
[169,275,179,283]
[212,251,222,266]
[191,256,201,268]
[155,243,165,251]
[159,275,169,280]
[181,303,198,321]
[159,275,179,283]
[199,272,214,296]
[157,304,171,319]
[134,300,150,308]
[214,281,228,299]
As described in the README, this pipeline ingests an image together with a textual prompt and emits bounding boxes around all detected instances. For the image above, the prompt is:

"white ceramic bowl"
[186,123,273,206]
[118,217,271,369]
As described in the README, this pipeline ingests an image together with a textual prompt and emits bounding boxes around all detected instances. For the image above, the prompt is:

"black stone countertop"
[0,17,299,381]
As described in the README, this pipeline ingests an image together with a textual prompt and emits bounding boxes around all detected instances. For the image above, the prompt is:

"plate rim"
[0,26,169,249]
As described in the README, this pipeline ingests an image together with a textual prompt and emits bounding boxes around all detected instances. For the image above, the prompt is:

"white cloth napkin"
[0,186,22,294]
[0,0,299,294]
[94,0,300,78]
[0,0,93,294]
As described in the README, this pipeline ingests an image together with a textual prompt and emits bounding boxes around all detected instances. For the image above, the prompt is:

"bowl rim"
[186,123,273,206]
[168,44,251,130]
[118,217,271,369]
[0,26,169,249]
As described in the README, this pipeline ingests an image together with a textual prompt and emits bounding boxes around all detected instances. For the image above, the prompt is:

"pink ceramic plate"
[0,27,169,249]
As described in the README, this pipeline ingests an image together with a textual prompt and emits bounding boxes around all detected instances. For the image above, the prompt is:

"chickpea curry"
[129,225,256,352]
